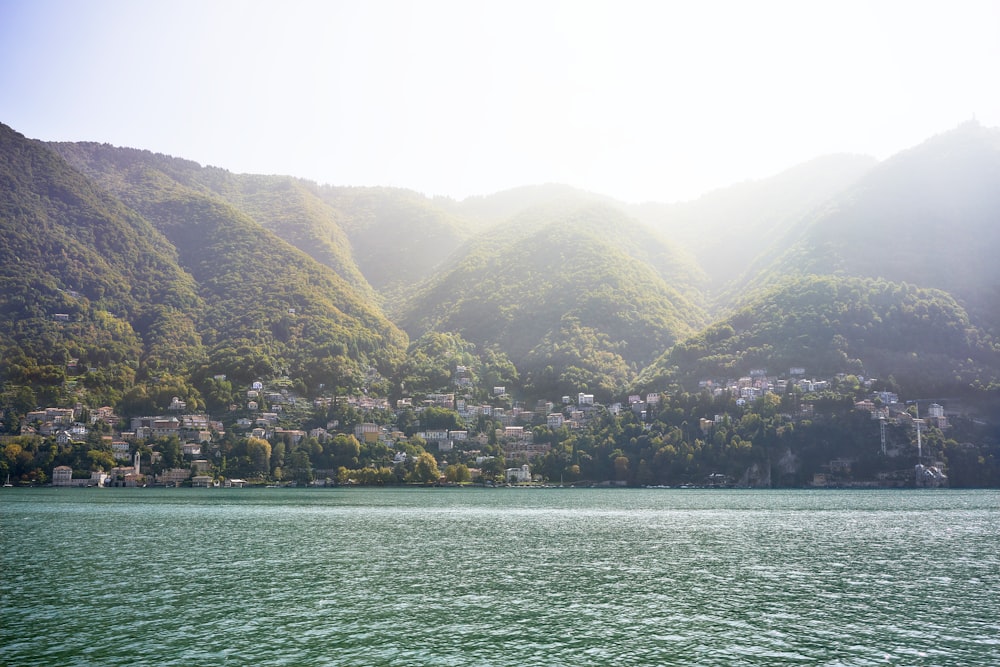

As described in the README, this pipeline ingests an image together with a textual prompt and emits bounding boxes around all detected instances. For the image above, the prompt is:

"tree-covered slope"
[740,122,1000,333]
[636,275,1000,396]
[51,142,377,302]
[0,123,205,408]
[313,186,472,309]
[1,126,407,414]
[631,153,875,300]
[398,202,708,399]
[55,151,407,391]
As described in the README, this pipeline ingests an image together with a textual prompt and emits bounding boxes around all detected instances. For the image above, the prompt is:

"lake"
[2,487,998,665]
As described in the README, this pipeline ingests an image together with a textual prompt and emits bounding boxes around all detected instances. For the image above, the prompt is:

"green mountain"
[740,122,1000,334]
[50,143,377,302]
[6,119,1000,412]
[635,122,1000,399]
[398,201,707,400]
[0,124,204,409]
[312,186,472,310]
[631,153,876,301]
[1,124,408,415]
[636,275,1000,396]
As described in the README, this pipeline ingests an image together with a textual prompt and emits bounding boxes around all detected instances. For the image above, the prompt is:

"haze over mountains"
[2,120,1000,413]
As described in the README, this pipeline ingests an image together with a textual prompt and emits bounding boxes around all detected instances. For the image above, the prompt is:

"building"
[111,441,131,461]
[52,465,73,486]
[158,468,191,485]
[354,423,380,443]
[506,464,532,483]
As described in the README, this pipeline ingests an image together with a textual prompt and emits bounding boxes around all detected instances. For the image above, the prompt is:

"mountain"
[6,119,1000,411]
[636,275,1000,397]
[0,124,204,408]
[397,201,707,400]
[1,124,408,415]
[312,186,472,310]
[630,153,876,301]
[739,121,1000,334]
[443,183,618,225]
[50,143,377,302]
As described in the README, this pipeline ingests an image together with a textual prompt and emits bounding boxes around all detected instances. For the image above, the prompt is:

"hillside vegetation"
[2,124,408,416]
[2,120,1000,421]
[399,202,707,400]
[637,275,1000,396]
[738,122,1000,334]
[0,124,204,410]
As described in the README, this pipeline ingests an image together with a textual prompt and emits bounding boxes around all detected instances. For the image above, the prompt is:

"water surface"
[2,487,998,665]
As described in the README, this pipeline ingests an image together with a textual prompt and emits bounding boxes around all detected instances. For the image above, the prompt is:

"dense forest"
[2,119,1000,487]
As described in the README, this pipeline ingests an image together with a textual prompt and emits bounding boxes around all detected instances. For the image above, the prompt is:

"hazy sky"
[2,0,998,203]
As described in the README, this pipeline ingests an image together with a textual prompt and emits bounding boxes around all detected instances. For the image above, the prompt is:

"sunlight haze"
[2,0,998,202]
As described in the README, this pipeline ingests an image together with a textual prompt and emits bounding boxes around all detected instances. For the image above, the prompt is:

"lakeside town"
[2,362,964,490]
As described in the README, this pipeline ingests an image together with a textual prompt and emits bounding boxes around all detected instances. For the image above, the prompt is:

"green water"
[2,487,998,666]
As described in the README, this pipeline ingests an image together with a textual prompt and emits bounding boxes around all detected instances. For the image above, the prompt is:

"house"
[503,442,550,460]
[354,423,380,443]
[273,428,306,445]
[151,418,181,438]
[52,465,73,486]
[503,426,528,441]
[158,468,191,485]
[192,475,215,488]
[182,442,202,457]
[506,464,531,484]
[425,393,455,408]
[111,441,131,461]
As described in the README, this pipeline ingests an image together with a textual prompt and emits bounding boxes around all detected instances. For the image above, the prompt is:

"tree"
[408,452,441,484]
[246,437,272,475]
[329,434,361,469]
[444,463,472,484]
[479,455,506,482]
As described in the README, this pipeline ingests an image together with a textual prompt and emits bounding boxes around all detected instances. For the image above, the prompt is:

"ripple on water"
[2,487,999,666]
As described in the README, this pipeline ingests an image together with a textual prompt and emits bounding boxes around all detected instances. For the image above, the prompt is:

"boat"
[3,474,12,488]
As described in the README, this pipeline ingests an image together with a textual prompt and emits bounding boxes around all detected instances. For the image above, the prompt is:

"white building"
[506,464,531,483]
[52,465,73,486]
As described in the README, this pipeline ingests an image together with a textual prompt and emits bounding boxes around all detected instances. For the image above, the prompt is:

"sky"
[2,0,999,203]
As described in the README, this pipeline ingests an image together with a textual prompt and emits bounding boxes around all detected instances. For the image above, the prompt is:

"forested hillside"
[738,122,1000,334]
[313,186,472,310]
[0,124,204,411]
[4,119,1000,488]
[51,143,377,302]
[1,124,409,417]
[631,153,876,300]
[636,275,1000,396]
[399,202,707,400]
[2,119,1000,423]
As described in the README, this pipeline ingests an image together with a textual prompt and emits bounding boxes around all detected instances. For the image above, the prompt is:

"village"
[9,357,958,491]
